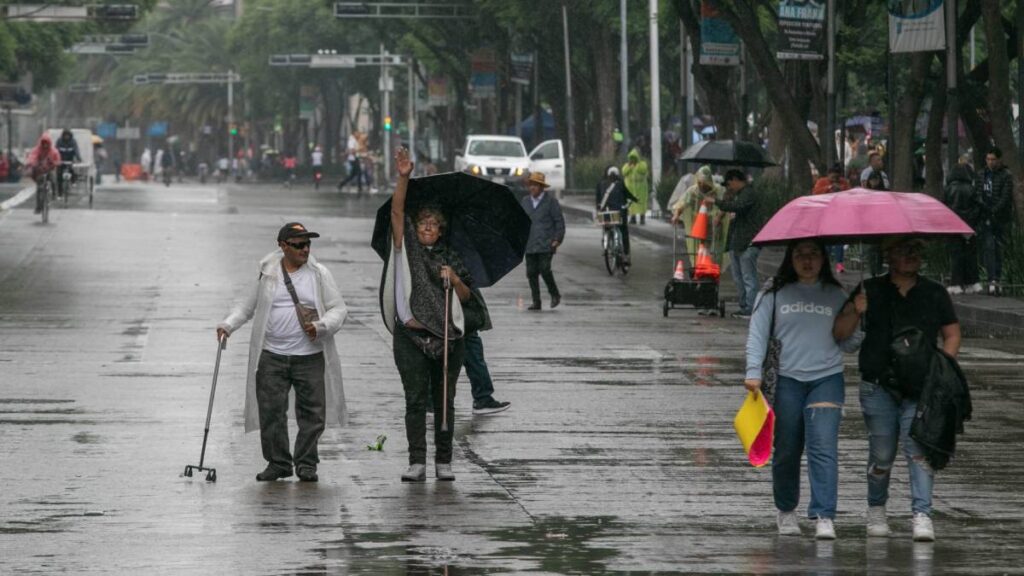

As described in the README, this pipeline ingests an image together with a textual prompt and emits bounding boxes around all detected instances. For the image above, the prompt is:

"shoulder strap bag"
[760,291,781,406]
[280,261,320,329]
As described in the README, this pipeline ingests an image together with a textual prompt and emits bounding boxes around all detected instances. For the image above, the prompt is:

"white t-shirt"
[530,192,546,208]
[311,151,323,167]
[264,265,322,356]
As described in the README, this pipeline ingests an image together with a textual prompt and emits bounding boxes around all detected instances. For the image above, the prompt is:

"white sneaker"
[777,511,802,536]
[947,285,963,295]
[912,513,935,542]
[966,282,984,294]
[866,506,891,537]
[435,463,455,482]
[988,281,1000,296]
[815,517,837,540]
[400,463,426,482]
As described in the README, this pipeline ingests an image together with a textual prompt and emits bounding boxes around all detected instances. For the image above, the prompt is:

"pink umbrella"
[751,188,975,246]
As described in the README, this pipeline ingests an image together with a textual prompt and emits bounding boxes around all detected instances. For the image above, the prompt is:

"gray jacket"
[521,192,566,254]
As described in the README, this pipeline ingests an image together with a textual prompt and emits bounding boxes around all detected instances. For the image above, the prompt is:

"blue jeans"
[859,381,934,515]
[730,246,761,314]
[463,332,495,404]
[773,373,845,519]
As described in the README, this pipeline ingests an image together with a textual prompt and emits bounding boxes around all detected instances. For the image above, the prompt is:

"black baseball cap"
[277,222,321,242]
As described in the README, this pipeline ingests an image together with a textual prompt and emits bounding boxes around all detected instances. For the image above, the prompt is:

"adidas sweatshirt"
[745,281,863,382]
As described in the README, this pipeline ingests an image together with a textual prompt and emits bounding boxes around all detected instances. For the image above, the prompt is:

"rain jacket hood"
[27,133,60,167]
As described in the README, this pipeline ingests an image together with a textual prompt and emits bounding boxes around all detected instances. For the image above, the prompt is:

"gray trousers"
[255,350,326,472]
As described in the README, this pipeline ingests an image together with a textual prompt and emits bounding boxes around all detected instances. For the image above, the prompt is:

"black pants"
[255,351,326,472]
[393,324,465,465]
[949,237,979,287]
[525,252,560,305]
[979,221,1005,282]
[337,160,362,191]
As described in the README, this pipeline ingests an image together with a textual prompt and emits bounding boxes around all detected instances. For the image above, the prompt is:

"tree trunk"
[592,24,618,159]
[981,0,1021,177]
[891,52,933,192]
[925,85,946,198]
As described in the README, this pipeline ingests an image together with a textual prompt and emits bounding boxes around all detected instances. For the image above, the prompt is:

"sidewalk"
[560,192,1024,338]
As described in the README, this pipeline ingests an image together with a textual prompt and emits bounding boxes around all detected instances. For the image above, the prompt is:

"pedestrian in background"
[812,164,851,274]
[382,147,471,482]
[977,147,1015,295]
[622,148,649,225]
[944,164,982,295]
[706,169,763,319]
[744,239,861,540]
[217,222,349,482]
[860,151,890,190]
[833,236,961,542]
[462,288,512,415]
[670,165,728,263]
[521,172,565,311]
[862,170,889,276]
[140,148,152,181]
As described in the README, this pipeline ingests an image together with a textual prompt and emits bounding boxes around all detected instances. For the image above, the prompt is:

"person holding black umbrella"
[383,147,473,482]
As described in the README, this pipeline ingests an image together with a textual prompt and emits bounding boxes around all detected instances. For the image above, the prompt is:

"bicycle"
[597,209,628,276]
[58,161,74,208]
[37,173,54,224]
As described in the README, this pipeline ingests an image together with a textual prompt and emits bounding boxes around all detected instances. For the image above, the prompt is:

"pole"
[825,0,836,172]
[533,49,541,148]
[382,44,391,183]
[620,0,630,157]
[6,106,14,168]
[515,82,523,139]
[124,118,133,166]
[740,43,748,141]
[649,0,661,198]
[886,25,896,183]
[562,2,575,190]
[686,31,694,147]
[946,0,959,172]
[227,70,234,162]
[408,58,417,166]
[1018,2,1024,172]
[680,20,689,148]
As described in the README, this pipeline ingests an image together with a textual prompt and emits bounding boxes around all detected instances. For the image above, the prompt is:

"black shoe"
[550,295,561,309]
[296,466,318,482]
[473,398,511,415]
[255,466,293,481]
[528,302,541,311]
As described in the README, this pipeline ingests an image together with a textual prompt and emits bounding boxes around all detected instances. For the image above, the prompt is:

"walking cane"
[184,334,226,482]
[441,274,451,433]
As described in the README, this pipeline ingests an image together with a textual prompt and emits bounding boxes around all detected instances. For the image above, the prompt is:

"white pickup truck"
[454,135,565,192]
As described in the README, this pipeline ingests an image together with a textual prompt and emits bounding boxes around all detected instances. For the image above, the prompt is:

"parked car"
[454,135,566,194]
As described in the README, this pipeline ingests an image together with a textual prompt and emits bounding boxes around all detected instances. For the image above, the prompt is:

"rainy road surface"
[1,181,1023,575]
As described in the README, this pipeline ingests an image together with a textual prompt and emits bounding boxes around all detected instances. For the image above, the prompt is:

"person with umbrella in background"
[670,165,729,271]
[833,236,962,542]
[521,172,565,311]
[623,148,650,225]
[383,147,472,482]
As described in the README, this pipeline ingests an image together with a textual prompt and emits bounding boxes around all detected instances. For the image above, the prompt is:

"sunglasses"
[285,240,311,250]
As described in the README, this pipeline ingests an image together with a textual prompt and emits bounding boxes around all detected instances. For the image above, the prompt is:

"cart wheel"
[719,300,726,318]
[206,470,217,482]
[184,466,193,477]
[663,301,670,317]
[88,177,94,209]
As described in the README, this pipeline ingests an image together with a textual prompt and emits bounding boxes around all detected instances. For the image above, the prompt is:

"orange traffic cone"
[673,260,685,280]
[695,243,712,269]
[689,204,709,240]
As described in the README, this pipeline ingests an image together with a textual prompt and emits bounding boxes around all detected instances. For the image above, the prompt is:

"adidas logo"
[779,302,833,316]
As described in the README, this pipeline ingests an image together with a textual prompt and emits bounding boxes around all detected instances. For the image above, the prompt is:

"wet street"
[1,180,1023,574]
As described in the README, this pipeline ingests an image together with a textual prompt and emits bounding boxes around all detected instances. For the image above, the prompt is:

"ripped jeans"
[772,372,844,519]
[859,380,934,515]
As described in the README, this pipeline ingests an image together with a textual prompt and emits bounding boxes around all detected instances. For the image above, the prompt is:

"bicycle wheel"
[603,230,615,275]
[40,181,50,224]
[62,177,69,207]
[613,230,628,276]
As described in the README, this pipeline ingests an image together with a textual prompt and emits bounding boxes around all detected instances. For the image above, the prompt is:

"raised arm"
[391,147,414,249]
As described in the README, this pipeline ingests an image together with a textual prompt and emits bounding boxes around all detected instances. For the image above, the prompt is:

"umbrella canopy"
[371,172,532,288]
[680,139,777,168]
[751,188,975,246]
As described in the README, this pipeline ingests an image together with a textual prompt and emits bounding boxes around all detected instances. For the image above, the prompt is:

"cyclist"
[55,129,81,198]
[25,133,61,214]
[595,165,638,264]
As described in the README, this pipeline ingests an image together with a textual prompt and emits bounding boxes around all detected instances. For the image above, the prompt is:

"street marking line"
[0,186,35,211]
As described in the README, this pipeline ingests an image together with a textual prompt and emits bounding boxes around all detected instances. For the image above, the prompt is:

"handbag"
[280,261,320,329]
[760,291,781,406]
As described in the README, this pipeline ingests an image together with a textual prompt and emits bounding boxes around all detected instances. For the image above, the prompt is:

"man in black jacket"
[521,172,565,311]
[706,169,763,319]
[977,147,1015,295]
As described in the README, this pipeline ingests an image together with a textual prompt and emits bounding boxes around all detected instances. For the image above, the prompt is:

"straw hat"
[526,172,550,188]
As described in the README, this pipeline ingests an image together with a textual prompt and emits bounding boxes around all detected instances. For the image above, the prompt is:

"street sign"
[132,72,241,85]
[116,126,140,140]
[67,83,103,93]
[1,4,138,21]
[310,54,356,69]
[96,122,118,139]
[334,2,475,19]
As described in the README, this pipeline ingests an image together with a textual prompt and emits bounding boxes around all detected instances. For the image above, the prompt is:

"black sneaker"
[473,398,511,415]
[527,302,541,311]
[550,294,561,309]
[296,466,318,482]
[255,466,293,481]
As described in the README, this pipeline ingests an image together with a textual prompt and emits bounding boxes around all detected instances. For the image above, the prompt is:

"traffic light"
[229,124,238,136]
[384,116,392,131]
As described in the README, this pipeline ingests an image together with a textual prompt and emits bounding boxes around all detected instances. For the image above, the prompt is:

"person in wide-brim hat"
[526,172,550,188]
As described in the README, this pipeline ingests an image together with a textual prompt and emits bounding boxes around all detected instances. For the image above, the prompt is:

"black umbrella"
[371,172,531,288]
[679,139,777,168]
